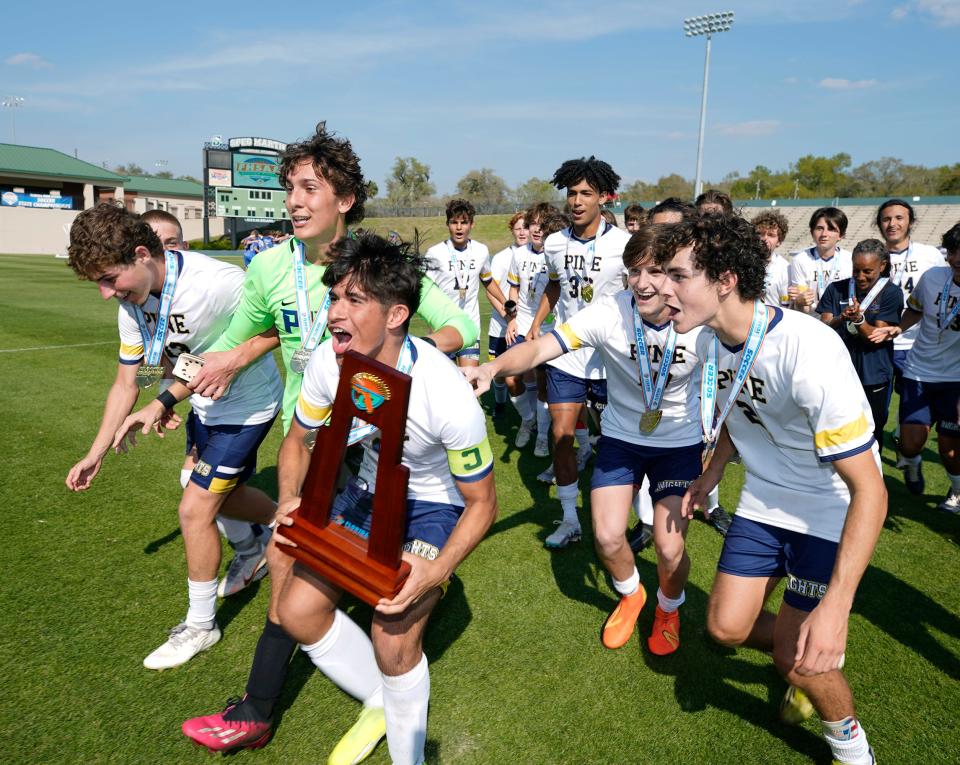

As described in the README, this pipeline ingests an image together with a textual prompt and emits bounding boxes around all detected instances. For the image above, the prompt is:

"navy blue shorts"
[892,349,909,393]
[186,411,277,494]
[331,479,463,560]
[899,377,960,435]
[717,515,838,612]
[487,334,508,360]
[591,435,702,502]
[545,365,608,406]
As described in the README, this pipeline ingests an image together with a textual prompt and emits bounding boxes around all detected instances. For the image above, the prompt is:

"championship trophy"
[281,350,412,605]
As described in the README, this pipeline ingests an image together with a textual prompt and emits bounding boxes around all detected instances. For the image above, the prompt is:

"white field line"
[0,340,114,353]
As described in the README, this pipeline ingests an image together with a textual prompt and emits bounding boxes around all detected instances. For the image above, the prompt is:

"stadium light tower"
[2,95,25,144]
[684,12,734,199]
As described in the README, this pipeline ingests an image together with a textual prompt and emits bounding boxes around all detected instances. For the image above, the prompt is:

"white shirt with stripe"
[788,246,853,306]
[485,245,518,338]
[507,243,553,336]
[903,266,960,383]
[424,239,491,341]
[888,241,946,352]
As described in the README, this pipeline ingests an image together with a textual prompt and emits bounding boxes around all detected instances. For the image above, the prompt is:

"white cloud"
[819,77,878,90]
[716,120,780,137]
[4,52,52,69]
[892,0,960,25]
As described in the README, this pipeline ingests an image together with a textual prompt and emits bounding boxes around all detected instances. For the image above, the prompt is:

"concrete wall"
[0,205,80,255]
[126,194,224,242]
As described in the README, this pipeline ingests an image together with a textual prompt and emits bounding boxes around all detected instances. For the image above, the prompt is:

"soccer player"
[185,234,498,765]
[487,212,529,422]
[530,156,630,548]
[751,210,792,308]
[875,198,946,467]
[870,223,960,511]
[655,214,887,765]
[65,203,283,670]
[467,224,704,653]
[424,198,505,369]
[789,207,852,312]
[623,203,646,233]
[818,240,903,449]
[695,189,733,216]
[142,209,271,597]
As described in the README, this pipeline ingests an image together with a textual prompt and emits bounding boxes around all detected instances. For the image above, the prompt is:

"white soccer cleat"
[537,465,555,484]
[143,622,221,670]
[515,419,536,449]
[545,520,581,549]
[534,435,550,458]
[218,533,271,598]
[938,490,960,514]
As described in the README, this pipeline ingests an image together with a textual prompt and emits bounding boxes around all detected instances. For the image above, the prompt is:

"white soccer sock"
[556,482,579,525]
[522,386,538,423]
[381,654,430,765]
[180,468,193,489]
[656,587,686,613]
[635,477,654,525]
[510,391,534,422]
[822,717,872,764]
[707,487,720,512]
[216,515,257,551]
[536,399,551,436]
[613,567,640,597]
[493,380,508,404]
[301,610,383,706]
[948,472,960,493]
[186,578,218,629]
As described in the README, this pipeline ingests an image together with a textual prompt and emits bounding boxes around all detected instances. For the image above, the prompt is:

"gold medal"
[639,409,662,434]
[136,364,164,389]
[458,287,466,301]
[582,284,594,303]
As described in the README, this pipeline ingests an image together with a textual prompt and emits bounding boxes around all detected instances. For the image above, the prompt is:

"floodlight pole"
[693,35,712,200]
[2,96,24,144]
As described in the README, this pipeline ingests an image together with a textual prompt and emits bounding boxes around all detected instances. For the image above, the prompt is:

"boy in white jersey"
[184,234,497,764]
[789,207,853,312]
[487,212,529,423]
[875,198,946,467]
[65,204,282,670]
[532,156,631,548]
[870,223,960,512]
[424,198,504,368]
[655,215,886,765]
[752,210,792,308]
[468,224,704,654]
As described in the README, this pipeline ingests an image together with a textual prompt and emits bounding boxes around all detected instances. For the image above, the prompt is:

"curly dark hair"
[445,198,476,223]
[648,197,697,223]
[539,207,572,239]
[279,121,367,225]
[551,156,620,196]
[942,223,960,254]
[67,202,162,280]
[653,215,768,300]
[322,233,424,328]
[751,210,789,243]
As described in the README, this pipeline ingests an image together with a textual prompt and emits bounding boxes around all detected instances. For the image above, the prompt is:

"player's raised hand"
[794,602,848,677]
[461,364,494,396]
[66,454,103,491]
[189,349,240,400]
[271,497,302,547]
[867,325,899,344]
[112,399,167,453]
[375,553,447,615]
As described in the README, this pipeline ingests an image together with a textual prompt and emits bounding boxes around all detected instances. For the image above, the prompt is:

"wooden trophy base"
[283,513,411,606]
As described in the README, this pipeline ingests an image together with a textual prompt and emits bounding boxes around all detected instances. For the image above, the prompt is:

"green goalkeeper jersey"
[208,238,478,430]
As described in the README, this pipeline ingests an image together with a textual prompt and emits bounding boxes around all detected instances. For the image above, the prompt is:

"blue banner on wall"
[1,191,73,209]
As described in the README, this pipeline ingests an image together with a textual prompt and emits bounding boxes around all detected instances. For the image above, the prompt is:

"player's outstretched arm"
[66,362,141,491]
[272,419,315,548]
[462,333,564,395]
[417,275,474,353]
[867,307,921,343]
[794,448,886,677]
[376,470,498,615]
[190,328,280,400]
[111,381,191,453]
[681,425,736,520]
[529,281,560,340]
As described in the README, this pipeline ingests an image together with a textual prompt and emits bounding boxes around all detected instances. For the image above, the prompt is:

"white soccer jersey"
[764,253,790,307]
[888,242,946,352]
[425,240,491,339]
[295,338,493,507]
[544,222,631,379]
[118,250,282,426]
[695,307,877,543]
[485,245,517,338]
[903,266,960,382]
[554,291,703,448]
[508,243,553,336]
[788,246,853,306]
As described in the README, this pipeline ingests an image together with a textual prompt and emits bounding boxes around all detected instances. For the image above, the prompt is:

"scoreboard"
[202,137,288,222]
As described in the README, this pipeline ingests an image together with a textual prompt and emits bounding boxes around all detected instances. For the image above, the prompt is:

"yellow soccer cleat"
[328,705,387,765]
[779,685,815,725]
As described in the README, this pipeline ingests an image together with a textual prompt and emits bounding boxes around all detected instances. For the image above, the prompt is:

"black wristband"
[420,336,437,347]
[156,389,178,410]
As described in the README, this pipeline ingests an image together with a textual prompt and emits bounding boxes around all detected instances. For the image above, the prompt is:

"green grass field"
[3,251,959,764]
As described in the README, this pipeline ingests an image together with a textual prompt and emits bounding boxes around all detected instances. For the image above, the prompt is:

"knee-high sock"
[536,398,551,436]
[216,515,257,549]
[301,610,383,707]
[381,654,430,765]
[240,618,297,720]
[510,388,534,422]
[186,578,218,629]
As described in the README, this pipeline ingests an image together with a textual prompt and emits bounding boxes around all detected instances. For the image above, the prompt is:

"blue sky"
[2,1,957,194]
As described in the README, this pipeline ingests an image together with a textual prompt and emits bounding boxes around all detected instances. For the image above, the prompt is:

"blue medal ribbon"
[293,241,332,354]
[891,242,913,288]
[133,251,179,366]
[848,277,888,313]
[938,275,960,336]
[633,304,677,417]
[815,248,841,298]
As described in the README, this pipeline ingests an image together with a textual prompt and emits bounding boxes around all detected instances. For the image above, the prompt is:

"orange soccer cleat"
[601,585,647,649]
[647,606,681,655]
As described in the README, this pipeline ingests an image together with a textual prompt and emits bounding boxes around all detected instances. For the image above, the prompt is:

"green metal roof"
[0,143,125,184]
[123,175,202,198]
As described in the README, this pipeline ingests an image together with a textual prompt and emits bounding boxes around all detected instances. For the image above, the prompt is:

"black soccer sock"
[225,617,296,722]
